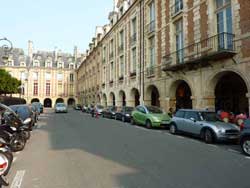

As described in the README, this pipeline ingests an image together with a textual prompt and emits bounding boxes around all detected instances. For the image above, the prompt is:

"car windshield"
[11,106,30,120]
[125,107,134,112]
[201,112,219,122]
[146,106,163,114]
[56,103,65,107]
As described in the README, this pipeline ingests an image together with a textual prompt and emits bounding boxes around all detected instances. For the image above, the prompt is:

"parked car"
[102,106,117,119]
[9,104,36,130]
[240,119,250,156]
[169,109,240,143]
[95,105,104,115]
[82,105,88,113]
[131,105,171,128]
[55,103,68,113]
[32,102,43,114]
[74,104,82,110]
[30,104,39,122]
[115,106,134,122]
[87,104,94,114]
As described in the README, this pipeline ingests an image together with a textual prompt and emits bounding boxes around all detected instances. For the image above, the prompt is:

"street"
[7,109,250,188]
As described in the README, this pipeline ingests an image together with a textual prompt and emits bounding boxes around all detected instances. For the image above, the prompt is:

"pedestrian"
[168,107,174,118]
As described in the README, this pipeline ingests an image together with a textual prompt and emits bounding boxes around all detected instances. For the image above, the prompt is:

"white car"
[55,103,68,113]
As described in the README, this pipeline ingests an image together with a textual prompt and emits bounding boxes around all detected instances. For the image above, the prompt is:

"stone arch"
[55,98,64,104]
[119,90,126,106]
[31,98,40,103]
[67,98,75,106]
[169,80,193,110]
[145,85,160,107]
[129,88,140,107]
[109,92,116,106]
[44,98,52,108]
[207,70,249,114]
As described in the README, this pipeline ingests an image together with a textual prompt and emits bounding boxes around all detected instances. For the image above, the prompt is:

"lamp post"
[0,37,13,64]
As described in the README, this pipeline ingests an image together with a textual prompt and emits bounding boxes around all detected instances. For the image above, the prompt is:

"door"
[183,111,199,134]
[137,106,147,125]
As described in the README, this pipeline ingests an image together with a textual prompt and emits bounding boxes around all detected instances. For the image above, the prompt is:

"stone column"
[246,93,250,116]
[202,95,216,111]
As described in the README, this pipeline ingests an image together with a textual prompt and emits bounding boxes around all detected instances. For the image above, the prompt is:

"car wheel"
[145,120,152,129]
[169,123,177,134]
[204,129,214,144]
[241,137,250,156]
[122,116,125,122]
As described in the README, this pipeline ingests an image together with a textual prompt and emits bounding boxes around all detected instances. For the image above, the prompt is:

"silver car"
[55,103,68,113]
[169,109,240,143]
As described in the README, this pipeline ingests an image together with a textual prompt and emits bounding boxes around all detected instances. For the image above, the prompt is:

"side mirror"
[190,117,196,122]
[23,118,32,125]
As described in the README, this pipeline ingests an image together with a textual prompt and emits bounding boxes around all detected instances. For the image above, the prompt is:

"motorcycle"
[0,152,10,187]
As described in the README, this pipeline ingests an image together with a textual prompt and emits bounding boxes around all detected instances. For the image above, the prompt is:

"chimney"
[74,46,78,60]
[28,40,33,60]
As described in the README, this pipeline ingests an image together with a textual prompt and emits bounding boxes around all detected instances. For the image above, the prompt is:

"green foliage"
[0,69,21,94]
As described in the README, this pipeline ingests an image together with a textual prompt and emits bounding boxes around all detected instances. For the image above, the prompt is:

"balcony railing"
[109,52,114,59]
[146,20,155,34]
[130,71,136,78]
[102,83,105,88]
[162,32,236,71]
[146,66,155,77]
[119,75,124,81]
[130,33,137,46]
[171,0,183,16]
[118,44,124,54]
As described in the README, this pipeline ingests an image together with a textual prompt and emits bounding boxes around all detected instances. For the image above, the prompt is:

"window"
[119,56,124,77]
[69,84,74,95]
[149,1,155,22]
[131,17,137,36]
[216,0,233,49]
[45,73,51,81]
[33,83,38,96]
[21,71,27,81]
[175,19,184,63]
[131,47,137,72]
[110,62,114,80]
[175,110,185,118]
[119,30,124,51]
[69,64,74,69]
[33,60,40,67]
[58,62,63,68]
[70,73,74,82]
[103,46,106,63]
[149,36,155,67]
[184,111,200,121]
[32,72,38,80]
[57,73,63,81]
[58,83,63,95]
[120,7,124,16]
[46,83,50,96]
[45,61,52,68]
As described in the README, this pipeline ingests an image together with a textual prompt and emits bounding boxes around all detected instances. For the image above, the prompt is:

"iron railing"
[162,32,235,70]
[146,66,155,77]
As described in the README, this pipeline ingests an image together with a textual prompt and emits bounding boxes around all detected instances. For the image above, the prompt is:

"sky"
[0,0,113,54]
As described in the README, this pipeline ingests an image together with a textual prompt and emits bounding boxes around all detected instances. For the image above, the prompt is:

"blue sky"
[0,0,113,54]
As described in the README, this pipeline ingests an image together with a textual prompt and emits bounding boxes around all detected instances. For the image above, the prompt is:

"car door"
[183,111,200,134]
[137,106,147,125]
[174,110,185,130]
[133,107,140,123]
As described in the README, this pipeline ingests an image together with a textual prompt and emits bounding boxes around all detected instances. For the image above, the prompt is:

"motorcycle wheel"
[23,131,31,140]
[10,136,26,152]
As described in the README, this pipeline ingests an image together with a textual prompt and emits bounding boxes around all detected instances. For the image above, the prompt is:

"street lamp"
[0,37,13,64]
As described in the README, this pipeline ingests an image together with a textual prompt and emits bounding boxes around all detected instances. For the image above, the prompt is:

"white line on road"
[227,149,241,154]
[245,156,250,160]
[10,170,25,188]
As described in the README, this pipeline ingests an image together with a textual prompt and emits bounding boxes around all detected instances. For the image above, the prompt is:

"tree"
[0,69,21,95]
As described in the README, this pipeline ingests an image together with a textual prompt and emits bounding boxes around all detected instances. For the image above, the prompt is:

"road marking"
[10,170,25,188]
[245,156,250,159]
[176,135,185,139]
[207,144,218,148]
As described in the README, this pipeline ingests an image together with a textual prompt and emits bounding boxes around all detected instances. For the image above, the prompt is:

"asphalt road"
[7,109,250,188]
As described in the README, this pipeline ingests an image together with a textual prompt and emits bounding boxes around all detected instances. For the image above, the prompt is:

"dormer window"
[45,61,52,68]
[119,7,124,17]
[7,59,14,66]
[58,61,64,68]
[33,60,40,67]
[69,63,74,69]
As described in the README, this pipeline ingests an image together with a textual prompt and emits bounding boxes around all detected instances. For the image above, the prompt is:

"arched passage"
[213,71,249,114]
[169,80,193,110]
[109,92,116,106]
[97,94,101,104]
[31,98,40,103]
[146,85,160,107]
[67,98,75,106]
[130,88,140,107]
[55,98,64,104]
[44,98,52,108]
[119,90,126,106]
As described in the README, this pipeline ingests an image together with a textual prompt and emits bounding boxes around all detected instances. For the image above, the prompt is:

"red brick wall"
[165,0,170,55]
[187,0,194,46]
[157,0,162,65]
[200,2,208,41]
[239,0,250,58]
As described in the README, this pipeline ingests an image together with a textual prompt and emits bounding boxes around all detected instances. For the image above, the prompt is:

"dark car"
[74,104,82,110]
[9,105,35,130]
[115,106,134,122]
[240,119,250,156]
[102,106,117,119]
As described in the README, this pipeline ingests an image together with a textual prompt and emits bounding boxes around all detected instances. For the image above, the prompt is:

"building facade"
[78,0,250,115]
[0,41,84,107]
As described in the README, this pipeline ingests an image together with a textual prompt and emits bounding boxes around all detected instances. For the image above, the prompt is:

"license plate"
[162,121,169,124]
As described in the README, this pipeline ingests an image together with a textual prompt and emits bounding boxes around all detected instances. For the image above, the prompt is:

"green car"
[131,105,171,128]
